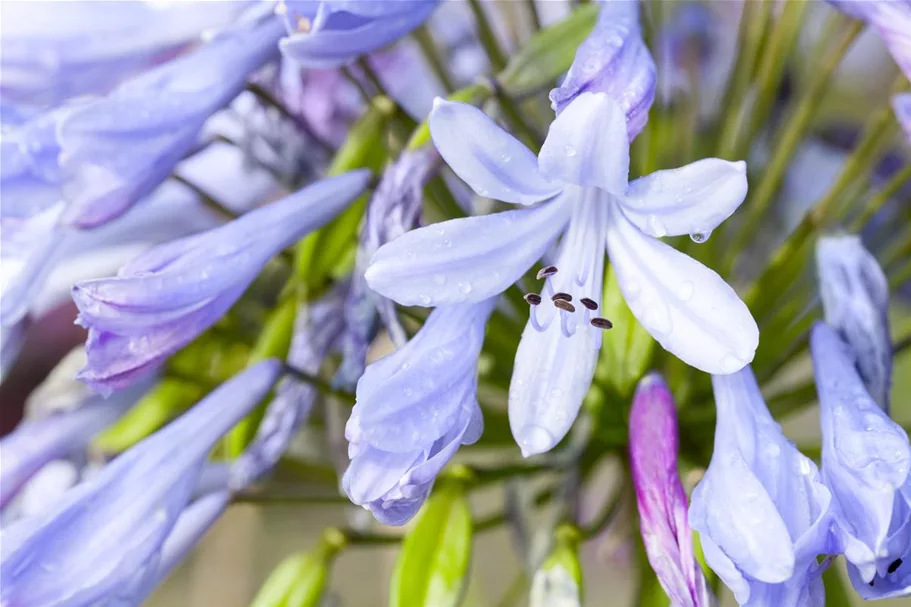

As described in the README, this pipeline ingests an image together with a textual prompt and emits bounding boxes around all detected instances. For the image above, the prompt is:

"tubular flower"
[689,367,833,607]
[278,0,441,68]
[0,361,281,607]
[810,323,911,596]
[367,93,756,456]
[827,0,911,80]
[816,235,892,411]
[342,298,495,525]
[629,373,715,607]
[72,170,370,394]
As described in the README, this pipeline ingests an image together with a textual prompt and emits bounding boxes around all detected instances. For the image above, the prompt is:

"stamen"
[551,292,573,302]
[590,317,613,330]
[524,293,542,305]
[888,558,903,574]
[529,304,548,332]
[580,297,598,310]
[554,299,576,313]
[560,310,576,337]
[536,265,558,280]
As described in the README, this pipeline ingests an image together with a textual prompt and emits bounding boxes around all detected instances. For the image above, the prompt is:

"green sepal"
[530,525,583,607]
[596,265,655,397]
[93,378,205,452]
[250,529,346,607]
[498,3,599,98]
[406,82,493,151]
[389,480,473,607]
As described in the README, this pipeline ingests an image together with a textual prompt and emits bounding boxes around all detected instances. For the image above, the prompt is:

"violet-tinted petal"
[629,373,714,607]
[811,322,911,583]
[365,194,571,307]
[894,93,911,141]
[538,93,630,196]
[549,0,657,140]
[618,159,748,238]
[605,200,758,375]
[816,235,892,411]
[429,99,563,206]
[828,1,911,80]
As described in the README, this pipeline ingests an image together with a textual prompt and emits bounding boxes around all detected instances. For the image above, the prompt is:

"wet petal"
[539,92,630,196]
[618,159,748,238]
[429,99,563,205]
[366,195,570,306]
[605,201,758,374]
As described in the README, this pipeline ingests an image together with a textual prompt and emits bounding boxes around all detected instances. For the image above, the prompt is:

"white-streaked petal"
[538,92,629,195]
[366,196,571,307]
[618,159,748,238]
[429,98,563,205]
[605,201,758,374]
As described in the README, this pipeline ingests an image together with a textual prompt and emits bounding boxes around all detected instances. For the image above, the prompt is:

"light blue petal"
[429,99,563,205]
[538,92,630,195]
[365,195,570,306]
[894,93,911,140]
[618,159,748,238]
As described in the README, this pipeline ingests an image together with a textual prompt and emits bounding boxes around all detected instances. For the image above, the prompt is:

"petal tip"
[517,424,557,458]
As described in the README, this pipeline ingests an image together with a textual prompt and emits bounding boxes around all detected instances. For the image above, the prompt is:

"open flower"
[689,367,833,607]
[367,93,756,456]
[343,298,495,525]
[73,170,370,394]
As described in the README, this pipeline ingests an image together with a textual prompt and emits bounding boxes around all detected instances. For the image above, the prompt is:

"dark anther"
[580,297,598,310]
[869,580,875,587]
[590,317,613,330]
[551,292,573,302]
[888,558,903,574]
[554,299,576,313]
[524,293,542,306]
[536,265,558,280]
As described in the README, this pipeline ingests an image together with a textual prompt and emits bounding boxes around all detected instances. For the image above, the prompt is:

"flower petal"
[366,195,570,306]
[428,99,563,205]
[618,159,748,238]
[605,201,757,374]
[894,93,911,141]
[539,92,630,195]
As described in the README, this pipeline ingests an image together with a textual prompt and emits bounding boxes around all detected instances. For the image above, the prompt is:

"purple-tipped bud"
[629,373,714,607]
[549,0,657,139]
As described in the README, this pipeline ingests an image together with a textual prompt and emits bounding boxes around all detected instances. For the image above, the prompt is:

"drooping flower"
[0,361,281,607]
[343,298,495,525]
[689,367,833,607]
[816,234,892,410]
[335,147,438,390]
[72,170,370,394]
[827,0,911,81]
[278,0,442,68]
[548,0,657,139]
[368,92,756,456]
[894,93,911,140]
[629,373,714,607]
[810,322,911,595]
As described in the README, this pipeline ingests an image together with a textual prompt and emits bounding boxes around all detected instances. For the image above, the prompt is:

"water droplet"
[549,388,564,399]
[519,425,555,457]
[625,281,641,300]
[764,443,781,458]
[676,281,695,301]
[720,353,743,373]
[689,229,712,244]
[403,387,414,397]
[443,239,452,248]
[798,458,812,475]
[645,304,672,335]
[419,294,432,305]
[458,282,472,294]
[564,145,577,157]
[500,153,512,163]
[647,214,668,237]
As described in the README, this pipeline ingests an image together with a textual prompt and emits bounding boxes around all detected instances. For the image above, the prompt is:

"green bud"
[498,3,599,98]
[250,529,346,607]
[93,378,205,452]
[389,480,472,607]
[530,525,583,607]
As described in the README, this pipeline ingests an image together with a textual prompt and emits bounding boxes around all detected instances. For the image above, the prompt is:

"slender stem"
[170,174,238,220]
[357,58,388,98]
[413,25,456,93]
[493,80,542,151]
[495,572,529,607]
[468,0,508,71]
[246,82,335,155]
[341,66,374,105]
[580,477,626,539]
[233,489,349,504]
[850,162,911,231]
[524,0,541,31]
[282,364,356,405]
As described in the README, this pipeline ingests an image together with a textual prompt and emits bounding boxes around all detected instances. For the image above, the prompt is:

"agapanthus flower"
[0,1,251,107]
[367,92,756,456]
[816,234,892,410]
[343,298,495,525]
[335,148,438,390]
[278,0,441,68]
[0,361,281,607]
[894,93,911,140]
[57,10,284,228]
[689,367,833,607]
[810,322,911,594]
[629,373,714,607]
[72,170,370,394]
[827,0,911,80]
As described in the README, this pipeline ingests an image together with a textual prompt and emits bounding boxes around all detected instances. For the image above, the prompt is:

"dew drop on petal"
[419,294,432,305]
[564,145,577,157]
[458,282,472,294]
[549,387,563,399]
[433,274,446,285]
[689,229,712,244]
[645,304,672,336]
[625,280,642,300]
[647,214,668,238]
[798,457,812,475]
[676,281,695,301]
[519,425,555,456]
[720,353,744,374]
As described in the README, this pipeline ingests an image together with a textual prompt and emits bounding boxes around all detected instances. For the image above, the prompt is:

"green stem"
[580,477,627,539]
[413,25,456,93]
[283,364,356,405]
[468,0,508,71]
[171,174,238,220]
[247,82,335,155]
[494,82,542,151]
[232,489,349,505]
[524,0,542,31]
[850,162,911,231]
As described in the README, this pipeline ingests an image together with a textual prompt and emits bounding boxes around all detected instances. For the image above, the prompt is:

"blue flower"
[342,298,495,525]
[0,361,281,607]
[72,170,370,394]
[629,373,714,607]
[367,93,756,456]
[810,322,911,595]
[278,0,441,68]
[827,0,911,81]
[894,93,911,141]
[689,367,833,607]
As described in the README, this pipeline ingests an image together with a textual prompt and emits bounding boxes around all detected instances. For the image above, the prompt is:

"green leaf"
[251,531,344,607]
[822,562,854,607]
[390,481,473,607]
[530,525,583,607]
[596,265,655,397]
[498,3,599,98]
